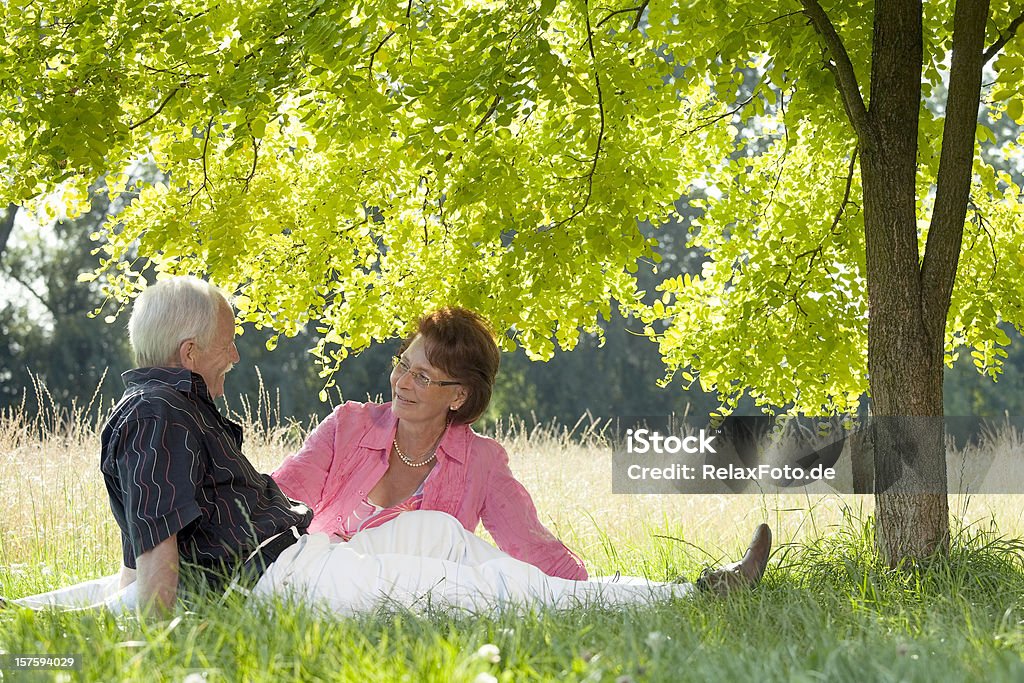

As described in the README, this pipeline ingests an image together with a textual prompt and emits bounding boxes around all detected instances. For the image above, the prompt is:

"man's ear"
[178,339,197,370]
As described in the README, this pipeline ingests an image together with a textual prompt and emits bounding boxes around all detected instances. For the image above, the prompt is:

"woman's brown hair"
[400,307,500,424]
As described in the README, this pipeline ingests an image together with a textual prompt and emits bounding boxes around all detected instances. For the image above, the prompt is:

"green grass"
[4,519,1024,682]
[3,405,1024,681]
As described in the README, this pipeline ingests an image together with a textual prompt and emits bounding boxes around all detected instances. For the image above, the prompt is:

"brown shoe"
[696,523,772,595]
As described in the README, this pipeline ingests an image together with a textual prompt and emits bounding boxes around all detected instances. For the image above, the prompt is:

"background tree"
[2,1,1023,565]
[0,194,132,409]
[0,185,358,422]
[0,205,16,262]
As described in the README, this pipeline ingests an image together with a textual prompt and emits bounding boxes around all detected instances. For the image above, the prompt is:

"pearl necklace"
[392,438,438,467]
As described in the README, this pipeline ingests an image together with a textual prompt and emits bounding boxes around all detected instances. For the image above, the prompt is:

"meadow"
[2,393,1024,682]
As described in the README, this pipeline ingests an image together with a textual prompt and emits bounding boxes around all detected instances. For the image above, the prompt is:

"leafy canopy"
[1,0,1022,409]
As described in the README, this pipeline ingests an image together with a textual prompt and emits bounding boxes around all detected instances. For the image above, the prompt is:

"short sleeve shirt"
[100,367,312,570]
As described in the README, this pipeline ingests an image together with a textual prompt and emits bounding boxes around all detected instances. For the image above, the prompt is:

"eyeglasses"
[391,356,462,389]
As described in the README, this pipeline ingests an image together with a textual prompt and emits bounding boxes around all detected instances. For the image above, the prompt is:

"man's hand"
[118,565,137,589]
[135,534,179,616]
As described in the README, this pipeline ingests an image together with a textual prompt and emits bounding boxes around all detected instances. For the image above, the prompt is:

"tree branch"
[242,125,260,193]
[684,93,757,134]
[595,1,648,30]
[556,0,605,228]
[419,174,430,244]
[630,1,648,30]
[367,30,396,79]
[967,199,998,275]
[780,144,858,294]
[799,0,871,139]
[141,63,208,79]
[189,118,217,204]
[743,10,803,29]
[6,270,56,318]
[828,143,859,236]
[404,0,414,61]
[129,85,183,131]
[473,94,502,133]
[132,6,321,128]
[921,0,990,341]
[983,11,1024,65]
[761,89,791,220]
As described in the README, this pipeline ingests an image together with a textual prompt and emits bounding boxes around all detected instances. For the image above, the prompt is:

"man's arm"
[135,534,179,616]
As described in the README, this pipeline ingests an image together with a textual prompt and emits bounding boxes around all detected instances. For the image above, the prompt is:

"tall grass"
[3,393,1024,681]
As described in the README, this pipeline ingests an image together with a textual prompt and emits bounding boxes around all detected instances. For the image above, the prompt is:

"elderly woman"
[271,307,587,580]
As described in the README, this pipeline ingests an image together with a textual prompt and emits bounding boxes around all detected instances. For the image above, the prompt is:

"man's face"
[185,303,239,399]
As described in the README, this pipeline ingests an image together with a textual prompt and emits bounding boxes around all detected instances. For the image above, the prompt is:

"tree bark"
[848,418,874,494]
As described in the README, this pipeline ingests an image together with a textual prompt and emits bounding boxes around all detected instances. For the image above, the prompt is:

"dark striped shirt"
[100,367,312,570]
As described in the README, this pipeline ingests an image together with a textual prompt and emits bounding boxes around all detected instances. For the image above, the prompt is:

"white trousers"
[253,510,694,614]
[12,511,694,613]
[11,573,134,612]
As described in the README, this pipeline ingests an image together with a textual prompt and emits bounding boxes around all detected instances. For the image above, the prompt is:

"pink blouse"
[271,401,587,580]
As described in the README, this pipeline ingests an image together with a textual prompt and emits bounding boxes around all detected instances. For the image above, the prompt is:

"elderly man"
[14,275,770,616]
[102,276,312,613]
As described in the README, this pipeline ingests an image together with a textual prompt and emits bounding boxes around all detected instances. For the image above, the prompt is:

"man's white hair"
[129,276,231,367]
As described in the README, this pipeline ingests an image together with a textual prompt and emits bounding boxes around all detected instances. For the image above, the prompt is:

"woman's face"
[390,335,467,427]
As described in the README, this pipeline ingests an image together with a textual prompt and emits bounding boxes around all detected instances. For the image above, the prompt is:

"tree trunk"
[861,0,950,565]
[0,204,16,263]
[862,130,951,561]
[860,0,989,565]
